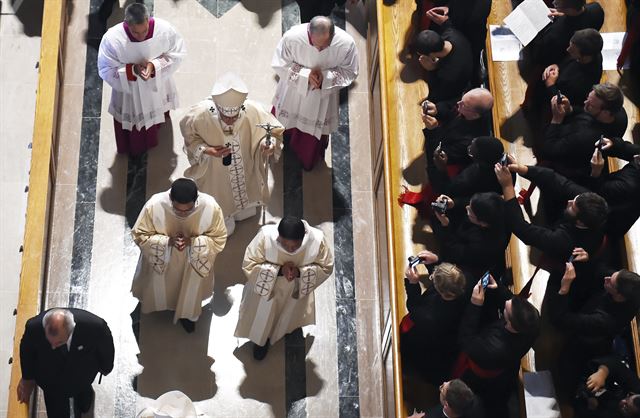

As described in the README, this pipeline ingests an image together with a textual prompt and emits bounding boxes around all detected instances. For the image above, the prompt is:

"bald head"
[308,16,335,51]
[458,88,494,119]
[43,308,75,349]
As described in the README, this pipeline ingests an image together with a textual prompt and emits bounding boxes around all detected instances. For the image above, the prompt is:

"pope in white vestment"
[98,4,186,155]
[181,73,284,235]
[131,179,227,327]
[234,217,334,358]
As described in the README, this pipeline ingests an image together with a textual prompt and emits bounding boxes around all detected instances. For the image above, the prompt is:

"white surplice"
[181,99,284,234]
[131,191,227,322]
[98,18,186,130]
[272,23,359,139]
[234,221,334,346]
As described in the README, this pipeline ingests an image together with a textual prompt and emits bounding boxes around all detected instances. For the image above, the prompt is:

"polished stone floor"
[7,0,383,417]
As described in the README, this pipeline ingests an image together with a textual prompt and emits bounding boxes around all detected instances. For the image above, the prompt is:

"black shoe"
[179,318,196,333]
[74,387,95,414]
[253,340,270,360]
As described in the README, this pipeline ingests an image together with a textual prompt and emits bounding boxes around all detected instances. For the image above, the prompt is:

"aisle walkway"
[37,0,383,417]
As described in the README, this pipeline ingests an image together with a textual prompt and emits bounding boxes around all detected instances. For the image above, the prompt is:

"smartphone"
[568,254,575,263]
[408,255,421,268]
[500,153,508,166]
[436,141,445,156]
[597,134,604,152]
[481,271,491,289]
[556,90,562,104]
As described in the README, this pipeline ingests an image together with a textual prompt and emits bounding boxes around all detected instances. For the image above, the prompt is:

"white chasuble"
[131,191,227,322]
[181,99,284,233]
[234,221,334,346]
[98,18,186,130]
[272,23,359,139]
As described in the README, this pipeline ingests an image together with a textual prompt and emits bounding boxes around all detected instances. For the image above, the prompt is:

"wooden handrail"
[377,0,406,416]
[7,0,67,416]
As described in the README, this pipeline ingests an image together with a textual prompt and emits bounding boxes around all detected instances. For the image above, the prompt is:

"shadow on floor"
[234,333,324,416]
[6,0,46,37]
[135,307,218,401]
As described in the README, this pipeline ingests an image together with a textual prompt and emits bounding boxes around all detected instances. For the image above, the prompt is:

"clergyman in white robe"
[98,14,185,155]
[234,220,334,346]
[272,17,358,170]
[131,189,226,323]
[181,73,284,235]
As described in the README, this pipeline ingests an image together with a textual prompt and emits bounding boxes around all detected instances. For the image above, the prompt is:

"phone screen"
[481,271,490,288]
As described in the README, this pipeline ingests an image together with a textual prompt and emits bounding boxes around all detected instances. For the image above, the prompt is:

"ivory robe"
[131,191,227,322]
[272,23,359,139]
[181,100,284,234]
[234,222,334,346]
[98,18,186,131]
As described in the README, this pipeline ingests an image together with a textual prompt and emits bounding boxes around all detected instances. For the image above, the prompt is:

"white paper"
[489,25,522,61]
[523,371,562,418]
[504,0,552,47]
[601,32,627,70]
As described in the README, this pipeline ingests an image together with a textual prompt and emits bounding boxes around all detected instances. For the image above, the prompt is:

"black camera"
[222,143,232,166]
[408,255,421,268]
[431,200,447,214]
[421,100,431,114]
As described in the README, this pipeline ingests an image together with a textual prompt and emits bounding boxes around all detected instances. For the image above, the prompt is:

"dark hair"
[170,178,198,204]
[616,270,640,304]
[470,192,504,227]
[124,3,149,25]
[278,216,305,240]
[571,28,603,57]
[471,136,504,165]
[555,0,586,10]
[445,379,475,415]
[509,297,540,335]
[575,192,608,230]
[592,82,624,113]
[414,30,444,55]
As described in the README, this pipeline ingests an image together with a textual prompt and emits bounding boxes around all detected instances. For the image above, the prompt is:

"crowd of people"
[401,0,640,417]
[15,3,359,416]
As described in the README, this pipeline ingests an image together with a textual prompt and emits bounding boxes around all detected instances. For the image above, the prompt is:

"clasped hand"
[308,69,323,90]
[134,61,155,81]
[170,232,189,251]
[281,262,300,281]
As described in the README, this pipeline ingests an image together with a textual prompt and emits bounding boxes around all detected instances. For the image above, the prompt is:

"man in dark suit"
[17,308,115,417]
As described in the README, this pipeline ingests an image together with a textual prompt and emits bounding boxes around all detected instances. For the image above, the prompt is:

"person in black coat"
[425,379,485,418]
[547,264,640,392]
[431,191,510,278]
[454,277,540,418]
[422,88,493,167]
[17,308,115,418]
[541,28,603,107]
[400,251,469,385]
[542,82,628,183]
[414,27,473,103]
[574,354,640,418]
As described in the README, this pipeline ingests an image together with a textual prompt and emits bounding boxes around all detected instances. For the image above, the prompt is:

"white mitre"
[210,72,249,117]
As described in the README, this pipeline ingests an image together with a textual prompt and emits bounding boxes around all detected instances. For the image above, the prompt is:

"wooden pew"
[6,1,68,416]
[485,0,640,416]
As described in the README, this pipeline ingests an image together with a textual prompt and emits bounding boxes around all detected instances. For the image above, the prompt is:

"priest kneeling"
[131,178,227,333]
[234,216,334,359]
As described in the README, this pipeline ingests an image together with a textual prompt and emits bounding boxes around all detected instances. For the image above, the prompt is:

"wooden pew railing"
[7,1,67,416]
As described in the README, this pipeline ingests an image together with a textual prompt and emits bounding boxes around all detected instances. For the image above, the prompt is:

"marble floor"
[0,1,42,416]
[8,0,384,417]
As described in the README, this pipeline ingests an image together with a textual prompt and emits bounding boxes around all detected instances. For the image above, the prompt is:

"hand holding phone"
[481,271,491,289]
[408,255,421,269]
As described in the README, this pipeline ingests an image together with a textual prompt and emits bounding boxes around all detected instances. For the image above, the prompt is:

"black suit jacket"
[20,308,115,393]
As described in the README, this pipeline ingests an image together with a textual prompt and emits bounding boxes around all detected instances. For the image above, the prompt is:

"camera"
[408,255,421,268]
[431,200,447,214]
[421,100,432,114]
[222,143,232,166]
